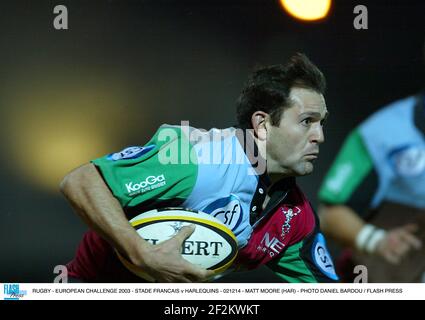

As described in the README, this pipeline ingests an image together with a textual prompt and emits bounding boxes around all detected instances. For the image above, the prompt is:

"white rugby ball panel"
[127,208,238,273]
[133,218,237,270]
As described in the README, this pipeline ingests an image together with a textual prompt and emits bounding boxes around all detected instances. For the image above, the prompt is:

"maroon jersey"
[235,183,316,269]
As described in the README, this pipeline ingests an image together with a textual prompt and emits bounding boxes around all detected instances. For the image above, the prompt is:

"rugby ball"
[117,208,238,281]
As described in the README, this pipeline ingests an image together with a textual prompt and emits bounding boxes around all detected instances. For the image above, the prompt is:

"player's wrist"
[127,239,155,267]
[355,224,387,254]
[114,231,154,268]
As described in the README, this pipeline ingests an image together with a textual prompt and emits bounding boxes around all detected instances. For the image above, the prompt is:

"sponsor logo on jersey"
[125,174,166,196]
[311,233,339,280]
[280,205,301,239]
[256,233,285,258]
[107,145,155,161]
[202,194,243,230]
[390,145,425,177]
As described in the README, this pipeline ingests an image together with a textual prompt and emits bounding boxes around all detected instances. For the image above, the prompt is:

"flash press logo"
[4,284,27,300]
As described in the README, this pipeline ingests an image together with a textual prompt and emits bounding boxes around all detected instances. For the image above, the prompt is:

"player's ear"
[251,111,268,141]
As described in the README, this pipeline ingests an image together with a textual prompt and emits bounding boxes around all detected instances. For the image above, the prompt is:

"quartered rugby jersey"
[319,93,425,211]
[67,179,338,282]
[68,124,338,282]
[92,124,269,248]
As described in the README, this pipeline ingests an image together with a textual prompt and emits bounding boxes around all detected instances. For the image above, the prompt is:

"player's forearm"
[60,163,151,264]
[318,204,365,248]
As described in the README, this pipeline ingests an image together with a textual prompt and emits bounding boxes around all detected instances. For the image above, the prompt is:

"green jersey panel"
[267,241,317,283]
[92,125,198,208]
[318,129,373,204]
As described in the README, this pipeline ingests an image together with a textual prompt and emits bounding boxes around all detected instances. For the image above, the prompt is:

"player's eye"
[301,118,312,126]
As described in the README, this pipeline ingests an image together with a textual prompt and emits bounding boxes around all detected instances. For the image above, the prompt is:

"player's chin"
[295,161,314,176]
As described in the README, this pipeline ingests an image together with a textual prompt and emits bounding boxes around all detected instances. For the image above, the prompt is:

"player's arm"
[60,163,212,282]
[318,129,422,264]
[319,204,364,248]
[319,204,421,264]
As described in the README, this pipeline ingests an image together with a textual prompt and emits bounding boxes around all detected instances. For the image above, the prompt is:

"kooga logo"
[125,174,166,193]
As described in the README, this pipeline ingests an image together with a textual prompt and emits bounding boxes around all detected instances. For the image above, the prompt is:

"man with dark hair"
[61,53,337,282]
[237,55,326,130]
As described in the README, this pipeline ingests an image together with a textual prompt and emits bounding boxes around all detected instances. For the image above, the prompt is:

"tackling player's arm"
[60,163,212,282]
[319,204,364,248]
[319,204,421,264]
[318,129,421,264]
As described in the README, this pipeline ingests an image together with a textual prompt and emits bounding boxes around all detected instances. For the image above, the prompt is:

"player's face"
[266,87,328,177]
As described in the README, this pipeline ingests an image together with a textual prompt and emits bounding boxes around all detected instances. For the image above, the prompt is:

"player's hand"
[375,224,422,264]
[134,225,215,282]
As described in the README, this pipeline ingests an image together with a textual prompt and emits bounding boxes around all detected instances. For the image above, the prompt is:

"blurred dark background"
[0,0,424,282]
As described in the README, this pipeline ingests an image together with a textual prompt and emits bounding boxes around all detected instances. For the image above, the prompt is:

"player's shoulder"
[155,123,238,142]
[362,95,416,127]
[155,123,244,157]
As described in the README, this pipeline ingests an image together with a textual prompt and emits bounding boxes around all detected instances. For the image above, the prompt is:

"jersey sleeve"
[91,125,198,213]
[318,128,378,214]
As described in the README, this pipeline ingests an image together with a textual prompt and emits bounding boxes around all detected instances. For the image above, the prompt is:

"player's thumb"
[174,225,195,245]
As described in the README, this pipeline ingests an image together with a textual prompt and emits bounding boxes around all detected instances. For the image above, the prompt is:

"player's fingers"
[400,231,422,250]
[384,251,400,265]
[176,277,193,283]
[187,269,215,282]
[184,273,207,283]
[201,269,215,281]
[161,275,191,283]
[391,240,410,257]
[183,263,215,282]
